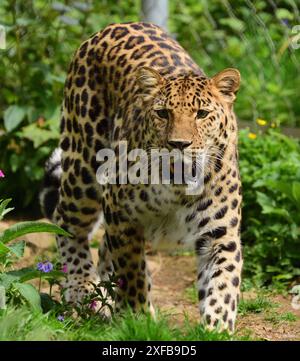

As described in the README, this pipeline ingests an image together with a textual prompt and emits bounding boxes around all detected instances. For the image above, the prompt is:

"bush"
[239,128,300,286]
[169,0,300,126]
[0,0,139,211]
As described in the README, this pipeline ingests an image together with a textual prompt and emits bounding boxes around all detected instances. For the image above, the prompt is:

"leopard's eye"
[155,109,169,120]
[196,109,210,119]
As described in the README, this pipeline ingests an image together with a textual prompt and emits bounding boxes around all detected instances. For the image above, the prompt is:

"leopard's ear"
[211,68,240,103]
[136,66,165,104]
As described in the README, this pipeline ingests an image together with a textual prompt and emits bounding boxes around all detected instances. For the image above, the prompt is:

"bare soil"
[1,219,300,341]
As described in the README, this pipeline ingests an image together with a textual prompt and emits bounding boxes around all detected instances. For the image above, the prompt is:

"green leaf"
[256,191,290,219]
[20,270,66,283]
[275,8,294,20]
[21,123,59,148]
[3,267,34,280]
[256,191,273,210]
[273,273,294,280]
[4,105,26,132]
[219,18,245,32]
[26,106,40,123]
[5,268,66,283]
[0,273,20,288]
[0,199,14,221]
[20,270,48,283]
[0,221,71,244]
[7,240,26,258]
[269,181,300,210]
[14,283,42,312]
[271,132,298,151]
[267,180,293,198]
[0,241,10,255]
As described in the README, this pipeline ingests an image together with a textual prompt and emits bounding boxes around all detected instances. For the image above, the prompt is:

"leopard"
[40,22,242,333]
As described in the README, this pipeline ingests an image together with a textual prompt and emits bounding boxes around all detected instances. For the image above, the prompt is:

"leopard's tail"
[39,148,62,220]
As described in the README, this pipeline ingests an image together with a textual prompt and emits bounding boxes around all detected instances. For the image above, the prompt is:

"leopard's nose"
[168,139,192,150]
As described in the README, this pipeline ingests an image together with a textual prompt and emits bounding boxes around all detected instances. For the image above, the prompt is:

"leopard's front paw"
[61,276,114,319]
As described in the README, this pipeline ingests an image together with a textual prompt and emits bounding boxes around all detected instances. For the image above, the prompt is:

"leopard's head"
[136,66,240,167]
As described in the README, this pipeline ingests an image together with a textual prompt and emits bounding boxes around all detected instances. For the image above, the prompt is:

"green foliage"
[0,306,251,341]
[0,199,120,325]
[0,0,139,210]
[4,105,26,132]
[0,220,71,245]
[0,203,71,268]
[239,129,300,286]
[0,199,68,310]
[169,0,300,126]
[12,283,42,312]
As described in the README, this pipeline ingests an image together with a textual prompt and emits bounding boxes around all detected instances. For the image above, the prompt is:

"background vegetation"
[240,129,300,286]
[0,1,299,286]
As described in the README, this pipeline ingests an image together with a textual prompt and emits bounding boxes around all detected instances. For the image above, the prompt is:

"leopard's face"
[137,67,240,160]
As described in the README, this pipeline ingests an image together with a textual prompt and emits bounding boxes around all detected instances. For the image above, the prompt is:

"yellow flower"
[248,132,257,140]
[271,122,276,128]
[256,118,267,126]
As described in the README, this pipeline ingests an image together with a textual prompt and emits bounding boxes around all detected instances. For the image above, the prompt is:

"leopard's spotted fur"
[41,22,242,332]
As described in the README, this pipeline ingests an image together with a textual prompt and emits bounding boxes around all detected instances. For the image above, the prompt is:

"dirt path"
[1,220,300,340]
[148,253,300,340]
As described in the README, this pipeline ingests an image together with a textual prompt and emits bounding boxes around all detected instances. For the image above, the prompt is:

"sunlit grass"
[264,311,298,324]
[0,306,251,341]
[184,284,197,304]
[238,296,276,316]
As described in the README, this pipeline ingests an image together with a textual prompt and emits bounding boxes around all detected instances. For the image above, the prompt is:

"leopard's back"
[64,22,203,124]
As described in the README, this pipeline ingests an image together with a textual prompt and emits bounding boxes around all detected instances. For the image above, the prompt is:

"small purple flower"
[281,18,290,27]
[36,262,44,271]
[36,261,54,273]
[0,170,5,178]
[62,264,68,273]
[89,300,98,310]
[57,315,64,322]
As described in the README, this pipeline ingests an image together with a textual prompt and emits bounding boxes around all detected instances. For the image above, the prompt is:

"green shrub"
[169,0,300,126]
[0,0,139,211]
[239,128,300,286]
